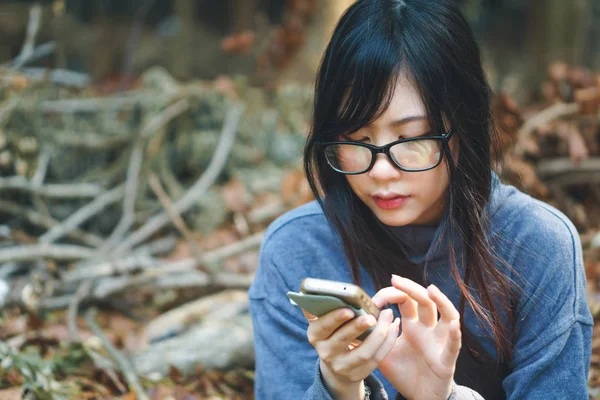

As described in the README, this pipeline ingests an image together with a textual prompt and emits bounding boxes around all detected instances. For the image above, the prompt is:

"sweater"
[248,174,593,399]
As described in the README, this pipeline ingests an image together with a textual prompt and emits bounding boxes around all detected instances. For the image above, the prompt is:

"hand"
[301,305,400,399]
[372,275,461,400]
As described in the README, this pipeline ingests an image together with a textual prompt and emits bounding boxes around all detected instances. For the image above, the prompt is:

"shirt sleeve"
[249,253,389,400]
[500,205,593,398]
[502,320,592,399]
[392,382,485,400]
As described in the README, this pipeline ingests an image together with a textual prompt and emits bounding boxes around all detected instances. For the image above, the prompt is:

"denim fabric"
[248,174,593,399]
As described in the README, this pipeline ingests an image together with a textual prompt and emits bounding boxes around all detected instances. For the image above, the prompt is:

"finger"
[372,317,401,363]
[372,285,415,321]
[440,319,462,368]
[342,309,395,366]
[306,308,355,342]
[392,275,437,326]
[427,284,459,323]
[326,313,377,353]
[372,286,409,308]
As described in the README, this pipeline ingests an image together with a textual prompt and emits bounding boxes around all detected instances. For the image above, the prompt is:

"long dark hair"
[304,0,517,363]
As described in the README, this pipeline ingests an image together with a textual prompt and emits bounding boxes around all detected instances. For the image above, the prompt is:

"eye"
[344,134,369,142]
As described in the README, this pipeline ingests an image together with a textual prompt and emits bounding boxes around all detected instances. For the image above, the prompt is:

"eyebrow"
[344,115,430,137]
[388,115,428,126]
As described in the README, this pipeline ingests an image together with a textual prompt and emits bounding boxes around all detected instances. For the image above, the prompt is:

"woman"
[248,0,593,399]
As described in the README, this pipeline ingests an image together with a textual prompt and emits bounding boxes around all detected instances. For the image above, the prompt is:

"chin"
[372,209,420,227]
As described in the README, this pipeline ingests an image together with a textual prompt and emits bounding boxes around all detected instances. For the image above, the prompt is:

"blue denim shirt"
[248,175,593,399]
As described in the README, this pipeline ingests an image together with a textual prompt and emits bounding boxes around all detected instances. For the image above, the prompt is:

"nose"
[368,153,402,181]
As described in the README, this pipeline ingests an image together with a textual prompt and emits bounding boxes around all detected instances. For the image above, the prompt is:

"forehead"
[374,74,426,127]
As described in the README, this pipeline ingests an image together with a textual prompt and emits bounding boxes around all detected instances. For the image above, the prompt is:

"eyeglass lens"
[325,139,442,173]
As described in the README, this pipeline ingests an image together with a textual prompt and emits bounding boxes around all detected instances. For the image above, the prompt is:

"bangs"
[322,27,405,140]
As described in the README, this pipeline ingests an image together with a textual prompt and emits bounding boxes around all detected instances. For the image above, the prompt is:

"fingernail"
[384,308,394,322]
[391,274,401,280]
[365,315,377,327]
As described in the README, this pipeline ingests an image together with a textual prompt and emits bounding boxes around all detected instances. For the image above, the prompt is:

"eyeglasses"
[319,128,454,174]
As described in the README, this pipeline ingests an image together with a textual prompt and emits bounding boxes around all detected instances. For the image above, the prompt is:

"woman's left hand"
[372,274,462,400]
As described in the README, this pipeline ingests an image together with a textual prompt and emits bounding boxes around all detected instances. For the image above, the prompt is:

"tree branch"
[111,104,244,257]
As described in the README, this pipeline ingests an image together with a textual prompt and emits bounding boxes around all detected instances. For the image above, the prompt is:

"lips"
[372,194,410,210]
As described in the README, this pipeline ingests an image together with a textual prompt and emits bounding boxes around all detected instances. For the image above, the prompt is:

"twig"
[119,0,156,91]
[246,199,287,224]
[47,129,129,150]
[31,146,51,218]
[0,176,104,198]
[536,157,600,178]
[130,235,178,256]
[84,308,149,400]
[40,94,153,114]
[112,104,245,257]
[0,200,103,247]
[93,271,255,300]
[516,102,580,156]
[147,172,209,272]
[93,99,189,258]
[0,243,93,264]
[11,4,43,68]
[68,280,93,342]
[139,98,189,138]
[40,185,124,243]
[20,66,89,87]
[10,42,57,68]
[64,231,264,283]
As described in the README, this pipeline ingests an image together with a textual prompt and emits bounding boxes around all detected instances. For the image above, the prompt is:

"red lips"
[372,195,410,210]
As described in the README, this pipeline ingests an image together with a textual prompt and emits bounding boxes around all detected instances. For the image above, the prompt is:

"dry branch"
[40,185,125,244]
[64,231,264,283]
[40,95,151,114]
[516,102,580,156]
[94,99,189,257]
[68,280,93,341]
[84,308,149,400]
[0,200,103,247]
[143,289,248,343]
[111,104,245,257]
[0,243,94,264]
[0,176,104,198]
[536,157,600,178]
[11,4,42,69]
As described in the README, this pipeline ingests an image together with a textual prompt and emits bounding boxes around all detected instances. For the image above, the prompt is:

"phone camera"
[343,286,347,290]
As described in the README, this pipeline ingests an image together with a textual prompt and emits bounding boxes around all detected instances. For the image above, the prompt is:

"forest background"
[0,0,599,399]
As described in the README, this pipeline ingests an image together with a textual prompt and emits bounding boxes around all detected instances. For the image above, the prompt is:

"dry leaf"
[0,388,22,400]
[567,127,589,164]
[281,169,313,207]
[222,179,251,213]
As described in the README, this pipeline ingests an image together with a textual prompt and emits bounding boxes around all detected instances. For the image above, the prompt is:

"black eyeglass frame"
[318,128,455,175]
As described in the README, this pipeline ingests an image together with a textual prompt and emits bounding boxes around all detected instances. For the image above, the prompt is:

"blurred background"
[0,1,598,399]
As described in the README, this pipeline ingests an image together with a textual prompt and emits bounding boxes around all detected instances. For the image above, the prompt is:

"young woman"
[248,0,593,399]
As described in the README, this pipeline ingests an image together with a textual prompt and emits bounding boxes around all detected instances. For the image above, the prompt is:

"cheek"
[345,175,369,196]
[414,163,450,199]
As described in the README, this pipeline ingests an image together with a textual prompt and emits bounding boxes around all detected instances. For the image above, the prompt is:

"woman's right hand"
[301,307,400,399]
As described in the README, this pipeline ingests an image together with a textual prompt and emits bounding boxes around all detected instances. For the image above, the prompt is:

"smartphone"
[300,278,380,318]
[285,278,381,342]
